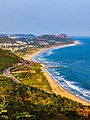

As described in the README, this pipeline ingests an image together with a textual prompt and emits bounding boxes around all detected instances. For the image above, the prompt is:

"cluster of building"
[0,41,34,52]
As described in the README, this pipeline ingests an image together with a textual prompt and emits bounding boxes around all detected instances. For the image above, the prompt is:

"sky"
[0,0,90,36]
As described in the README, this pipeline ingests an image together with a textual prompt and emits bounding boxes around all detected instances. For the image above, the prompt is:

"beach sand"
[23,41,90,105]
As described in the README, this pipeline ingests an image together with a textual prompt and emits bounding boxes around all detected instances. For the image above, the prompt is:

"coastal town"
[0,33,74,52]
[0,40,34,52]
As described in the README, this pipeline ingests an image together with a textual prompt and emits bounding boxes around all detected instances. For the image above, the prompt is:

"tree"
[35,67,41,73]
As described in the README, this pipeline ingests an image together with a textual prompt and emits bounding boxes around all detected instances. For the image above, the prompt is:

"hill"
[0,34,7,37]
[0,49,23,72]
[1,76,90,120]
[9,34,36,39]
[37,34,72,40]
[34,33,73,46]
[0,36,15,43]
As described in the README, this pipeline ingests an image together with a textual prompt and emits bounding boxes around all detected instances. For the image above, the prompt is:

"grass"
[11,62,52,93]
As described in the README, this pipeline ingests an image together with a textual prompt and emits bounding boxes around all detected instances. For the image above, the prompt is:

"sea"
[34,37,90,103]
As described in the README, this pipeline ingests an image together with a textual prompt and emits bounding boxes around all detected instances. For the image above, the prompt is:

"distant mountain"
[0,36,16,43]
[0,33,73,47]
[9,34,36,39]
[57,34,72,40]
[37,34,72,40]
[0,34,7,37]
[35,34,72,45]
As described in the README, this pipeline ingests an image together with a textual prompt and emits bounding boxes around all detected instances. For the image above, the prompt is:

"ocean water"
[34,37,90,103]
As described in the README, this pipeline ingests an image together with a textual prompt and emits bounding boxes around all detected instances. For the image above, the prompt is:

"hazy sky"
[0,0,90,36]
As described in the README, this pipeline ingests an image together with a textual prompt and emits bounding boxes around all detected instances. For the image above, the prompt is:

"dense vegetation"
[1,76,90,120]
[0,49,90,120]
[0,49,23,72]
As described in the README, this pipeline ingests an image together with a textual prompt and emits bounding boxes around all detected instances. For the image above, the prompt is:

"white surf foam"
[44,68,90,102]
[47,51,53,55]
[54,71,60,75]
[63,80,90,98]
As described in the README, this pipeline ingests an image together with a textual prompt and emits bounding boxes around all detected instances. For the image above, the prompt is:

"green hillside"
[0,49,23,72]
[1,77,90,120]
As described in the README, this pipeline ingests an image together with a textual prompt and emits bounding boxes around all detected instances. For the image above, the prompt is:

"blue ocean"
[34,37,90,103]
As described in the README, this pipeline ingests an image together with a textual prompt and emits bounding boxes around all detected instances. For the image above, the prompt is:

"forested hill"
[1,77,90,120]
[0,48,23,72]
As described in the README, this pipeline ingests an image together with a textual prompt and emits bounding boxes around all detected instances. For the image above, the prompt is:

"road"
[3,60,32,83]
[3,66,21,83]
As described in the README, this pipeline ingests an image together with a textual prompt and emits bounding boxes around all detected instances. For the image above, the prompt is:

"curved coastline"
[23,41,90,105]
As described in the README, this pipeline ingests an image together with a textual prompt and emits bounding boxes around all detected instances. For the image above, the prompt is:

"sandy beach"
[23,41,90,105]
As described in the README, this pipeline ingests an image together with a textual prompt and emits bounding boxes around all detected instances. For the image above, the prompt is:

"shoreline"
[23,41,90,105]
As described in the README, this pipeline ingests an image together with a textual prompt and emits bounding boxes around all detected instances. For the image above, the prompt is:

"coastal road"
[3,67,21,83]
[3,60,29,83]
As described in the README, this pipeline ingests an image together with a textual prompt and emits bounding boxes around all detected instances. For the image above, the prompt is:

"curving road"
[3,66,21,83]
[3,61,30,83]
